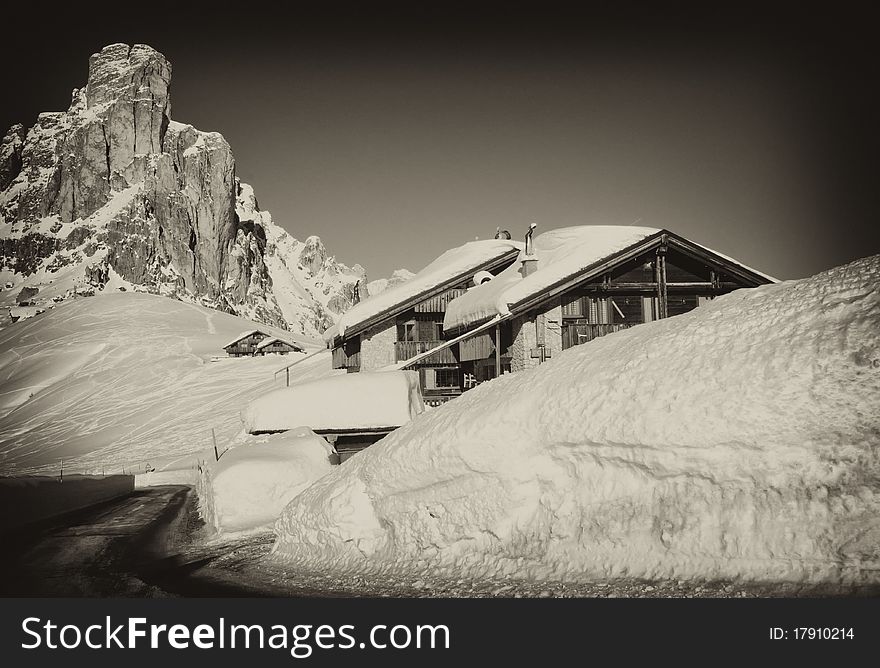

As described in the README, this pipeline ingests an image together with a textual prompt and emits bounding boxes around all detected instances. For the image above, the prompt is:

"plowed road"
[0,485,193,596]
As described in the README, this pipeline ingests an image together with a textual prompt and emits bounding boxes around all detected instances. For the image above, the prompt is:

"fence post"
[212,428,220,461]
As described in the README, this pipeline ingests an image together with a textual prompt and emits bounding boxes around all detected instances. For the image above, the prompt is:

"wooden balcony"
[394,340,457,365]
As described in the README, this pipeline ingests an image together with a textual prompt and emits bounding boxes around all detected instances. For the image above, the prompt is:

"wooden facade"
[254,338,304,356]
[332,337,362,372]
[552,236,762,353]
[224,330,270,357]
[448,230,774,387]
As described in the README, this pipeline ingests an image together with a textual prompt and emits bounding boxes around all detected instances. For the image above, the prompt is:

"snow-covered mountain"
[0,43,366,337]
[366,268,414,297]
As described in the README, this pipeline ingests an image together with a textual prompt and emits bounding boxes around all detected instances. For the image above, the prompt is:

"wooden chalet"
[327,239,522,405]
[223,329,271,357]
[254,336,305,356]
[392,226,775,388]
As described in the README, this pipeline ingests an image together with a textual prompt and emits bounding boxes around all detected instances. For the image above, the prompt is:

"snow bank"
[274,255,880,584]
[444,226,659,330]
[198,428,335,533]
[329,239,521,340]
[243,371,425,433]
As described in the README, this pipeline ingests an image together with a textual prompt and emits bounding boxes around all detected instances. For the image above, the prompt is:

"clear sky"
[4,4,877,281]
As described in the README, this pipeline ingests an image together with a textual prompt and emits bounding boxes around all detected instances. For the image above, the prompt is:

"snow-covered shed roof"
[243,371,425,433]
[443,226,775,331]
[328,238,522,342]
[223,329,271,349]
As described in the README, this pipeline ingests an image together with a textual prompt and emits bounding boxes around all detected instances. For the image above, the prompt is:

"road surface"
[0,485,196,597]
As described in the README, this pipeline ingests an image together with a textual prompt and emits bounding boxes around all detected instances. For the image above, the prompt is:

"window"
[434,368,459,389]
[397,318,443,342]
[609,296,643,323]
[397,320,418,342]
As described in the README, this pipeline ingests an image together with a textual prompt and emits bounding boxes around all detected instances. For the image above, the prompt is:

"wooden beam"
[656,246,668,319]
[495,323,501,378]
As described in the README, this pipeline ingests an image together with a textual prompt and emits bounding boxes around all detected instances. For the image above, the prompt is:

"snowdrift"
[274,256,880,584]
[0,292,327,475]
[198,428,335,533]
[243,371,425,434]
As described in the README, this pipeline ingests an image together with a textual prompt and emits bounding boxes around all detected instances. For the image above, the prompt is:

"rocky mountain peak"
[86,43,171,113]
[0,42,369,338]
[299,235,327,276]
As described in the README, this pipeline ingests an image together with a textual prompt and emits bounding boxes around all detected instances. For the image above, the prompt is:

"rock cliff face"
[0,43,365,336]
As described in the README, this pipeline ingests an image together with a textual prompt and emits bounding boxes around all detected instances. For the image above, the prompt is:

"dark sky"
[4,4,878,280]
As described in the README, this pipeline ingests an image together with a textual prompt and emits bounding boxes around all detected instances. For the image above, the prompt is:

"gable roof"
[255,336,305,352]
[444,226,776,331]
[223,329,271,349]
[327,238,523,342]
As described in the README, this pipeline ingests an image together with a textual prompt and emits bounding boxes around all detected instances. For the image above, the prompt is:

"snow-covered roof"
[328,239,523,342]
[223,329,270,349]
[444,225,776,331]
[255,336,304,352]
[444,226,660,330]
[243,371,425,433]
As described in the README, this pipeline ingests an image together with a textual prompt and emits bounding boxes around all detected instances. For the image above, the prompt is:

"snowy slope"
[274,255,880,584]
[0,292,331,476]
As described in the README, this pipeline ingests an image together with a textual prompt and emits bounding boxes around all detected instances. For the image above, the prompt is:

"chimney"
[521,223,538,277]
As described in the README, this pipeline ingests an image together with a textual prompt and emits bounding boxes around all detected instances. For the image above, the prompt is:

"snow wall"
[198,428,335,534]
[273,256,880,584]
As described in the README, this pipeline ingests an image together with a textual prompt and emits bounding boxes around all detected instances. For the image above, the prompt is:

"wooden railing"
[562,323,637,349]
[414,288,468,313]
[394,340,457,364]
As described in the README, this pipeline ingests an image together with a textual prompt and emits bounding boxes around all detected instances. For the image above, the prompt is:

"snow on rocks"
[243,371,425,434]
[198,428,335,534]
[274,255,880,585]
